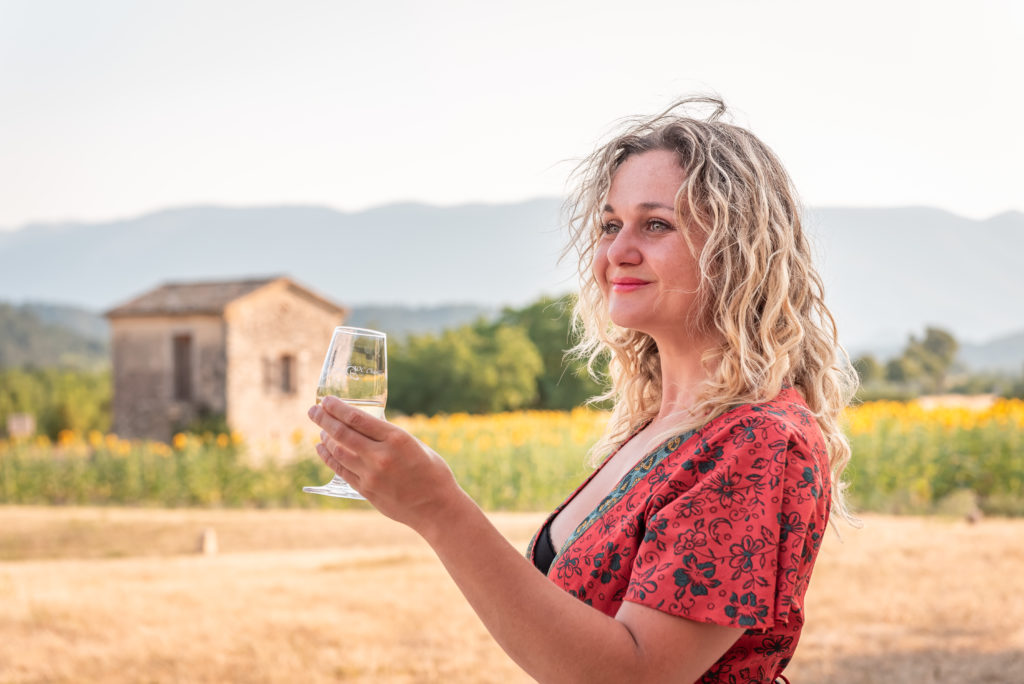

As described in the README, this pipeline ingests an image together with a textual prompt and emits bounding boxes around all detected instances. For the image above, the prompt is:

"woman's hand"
[308,395,466,532]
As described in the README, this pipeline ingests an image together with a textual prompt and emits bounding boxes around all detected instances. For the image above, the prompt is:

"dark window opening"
[173,334,193,401]
[280,354,295,394]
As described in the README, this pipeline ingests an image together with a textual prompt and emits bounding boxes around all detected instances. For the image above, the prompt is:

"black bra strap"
[533,523,557,574]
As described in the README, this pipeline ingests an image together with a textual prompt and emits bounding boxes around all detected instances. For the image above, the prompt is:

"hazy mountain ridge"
[0,303,108,368]
[0,200,571,314]
[346,304,497,338]
[0,301,499,370]
[1,202,1022,357]
[4,299,1024,372]
[21,302,110,342]
[960,330,1024,372]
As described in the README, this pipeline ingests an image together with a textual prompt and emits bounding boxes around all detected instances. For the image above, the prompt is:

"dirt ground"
[1,506,1022,683]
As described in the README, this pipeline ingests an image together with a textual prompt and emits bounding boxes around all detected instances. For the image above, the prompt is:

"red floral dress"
[527,387,831,683]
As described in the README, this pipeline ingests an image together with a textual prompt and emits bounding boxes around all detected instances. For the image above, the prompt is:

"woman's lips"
[611,278,650,293]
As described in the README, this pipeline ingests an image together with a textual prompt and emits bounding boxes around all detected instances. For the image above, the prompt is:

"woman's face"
[593,149,705,343]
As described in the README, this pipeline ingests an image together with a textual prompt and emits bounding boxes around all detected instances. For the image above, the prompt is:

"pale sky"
[1,0,1021,229]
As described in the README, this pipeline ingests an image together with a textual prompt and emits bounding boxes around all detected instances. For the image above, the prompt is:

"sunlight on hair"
[563,96,860,528]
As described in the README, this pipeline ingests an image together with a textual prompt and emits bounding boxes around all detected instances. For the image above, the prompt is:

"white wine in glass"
[304,326,387,500]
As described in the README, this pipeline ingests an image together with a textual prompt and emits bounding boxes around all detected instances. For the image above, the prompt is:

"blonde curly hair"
[565,96,860,525]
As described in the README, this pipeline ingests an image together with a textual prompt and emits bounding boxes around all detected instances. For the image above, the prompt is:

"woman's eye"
[648,219,673,232]
[600,222,621,235]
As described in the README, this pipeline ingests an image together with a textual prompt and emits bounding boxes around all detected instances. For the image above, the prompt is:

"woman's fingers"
[307,399,395,492]
[308,404,381,454]
[318,395,391,441]
[307,396,459,525]
[316,440,364,488]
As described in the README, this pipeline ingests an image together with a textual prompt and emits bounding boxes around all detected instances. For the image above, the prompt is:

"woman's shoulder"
[651,387,830,505]
[694,385,823,451]
[635,387,825,488]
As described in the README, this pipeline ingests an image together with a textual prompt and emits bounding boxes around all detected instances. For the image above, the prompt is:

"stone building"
[106,276,347,454]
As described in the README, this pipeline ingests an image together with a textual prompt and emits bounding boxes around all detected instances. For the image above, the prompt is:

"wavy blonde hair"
[565,96,860,525]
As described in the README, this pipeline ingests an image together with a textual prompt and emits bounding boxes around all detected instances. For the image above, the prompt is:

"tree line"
[0,367,111,438]
[0,302,107,369]
[852,326,1024,399]
[4,299,1024,440]
[387,296,606,415]
[0,295,605,438]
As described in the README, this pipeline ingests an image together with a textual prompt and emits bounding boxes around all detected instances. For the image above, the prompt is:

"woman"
[308,96,857,683]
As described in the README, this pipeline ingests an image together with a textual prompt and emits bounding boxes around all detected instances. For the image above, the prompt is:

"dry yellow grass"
[1,506,1022,683]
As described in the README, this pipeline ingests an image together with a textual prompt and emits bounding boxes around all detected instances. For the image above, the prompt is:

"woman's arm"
[309,396,742,683]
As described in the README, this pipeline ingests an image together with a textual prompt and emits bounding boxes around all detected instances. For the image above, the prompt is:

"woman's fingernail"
[320,430,327,441]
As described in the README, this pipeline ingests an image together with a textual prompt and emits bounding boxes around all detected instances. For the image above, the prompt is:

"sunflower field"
[1,400,1022,515]
[844,398,1024,516]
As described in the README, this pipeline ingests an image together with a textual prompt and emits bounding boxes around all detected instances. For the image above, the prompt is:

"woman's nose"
[606,226,642,265]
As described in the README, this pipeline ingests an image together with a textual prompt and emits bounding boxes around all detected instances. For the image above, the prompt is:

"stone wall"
[110,315,226,441]
[224,282,344,459]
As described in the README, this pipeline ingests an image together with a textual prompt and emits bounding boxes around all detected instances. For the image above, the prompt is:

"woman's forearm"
[415,489,645,684]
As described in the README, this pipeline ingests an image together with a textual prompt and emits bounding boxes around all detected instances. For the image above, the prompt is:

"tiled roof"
[105,276,345,317]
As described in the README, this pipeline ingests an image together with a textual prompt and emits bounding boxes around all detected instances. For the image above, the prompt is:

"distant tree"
[885,355,923,385]
[0,303,108,369]
[497,295,606,410]
[465,324,545,412]
[852,354,884,384]
[950,373,1006,396]
[1002,364,1024,400]
[903,327,959,393]
[920,327,958,362]
[387,321,543,414]
[0,367,111,438]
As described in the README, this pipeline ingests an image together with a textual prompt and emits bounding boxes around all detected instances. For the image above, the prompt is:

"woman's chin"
[608,311,655,335]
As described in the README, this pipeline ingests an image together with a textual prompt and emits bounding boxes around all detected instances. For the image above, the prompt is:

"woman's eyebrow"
[603,201,675,213]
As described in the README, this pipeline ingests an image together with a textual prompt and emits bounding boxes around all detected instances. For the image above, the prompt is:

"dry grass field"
[1,506,1022,683]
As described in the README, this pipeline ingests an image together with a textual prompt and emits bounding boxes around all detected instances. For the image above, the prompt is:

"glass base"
[303,474,366,500]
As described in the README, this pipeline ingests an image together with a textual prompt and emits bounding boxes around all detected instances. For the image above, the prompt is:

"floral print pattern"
[527,387,832,683]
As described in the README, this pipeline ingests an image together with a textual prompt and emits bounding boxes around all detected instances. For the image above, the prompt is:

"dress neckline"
[543,422,698,569]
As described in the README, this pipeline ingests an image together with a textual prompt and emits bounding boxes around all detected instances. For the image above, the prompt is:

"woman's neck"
[651,333,719,425]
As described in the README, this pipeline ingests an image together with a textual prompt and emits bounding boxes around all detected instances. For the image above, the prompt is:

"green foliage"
[4,404,1023,516]
[0,303,108,369]
[949,372,1017,396]
[174,408,230,437]
[853,384,918,403]
[1001,366,1024,400]
[904,327,959,392]
[497,295,607,410]
[885,355,923,384]
[881,326,962,394]
[388,321,543,414]
[0,412,602,511]
[0,367,111,438]
[852,354,883,384]
[387,295,608,414]
[846,414,1024,517]
[0,435,346,508]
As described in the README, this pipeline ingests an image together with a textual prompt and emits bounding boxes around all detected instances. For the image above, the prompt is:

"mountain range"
[5,298,1023,373]
[1,201,1022,367]
[0,301,499,369]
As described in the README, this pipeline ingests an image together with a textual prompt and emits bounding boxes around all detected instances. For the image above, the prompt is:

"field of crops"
[844,398,1024,515]
[2,507,1023,682]
[1,399,1022,515]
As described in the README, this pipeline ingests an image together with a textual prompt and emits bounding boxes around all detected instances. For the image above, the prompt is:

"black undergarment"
[533,522,557,574]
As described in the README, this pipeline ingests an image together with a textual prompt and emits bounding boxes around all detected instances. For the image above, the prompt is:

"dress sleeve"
[622,407,831,631]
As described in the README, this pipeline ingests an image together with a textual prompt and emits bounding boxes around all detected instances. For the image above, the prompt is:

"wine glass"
[303,326,387,500]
